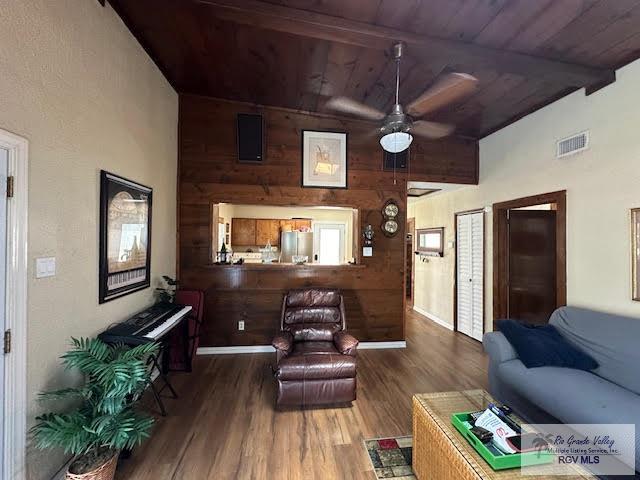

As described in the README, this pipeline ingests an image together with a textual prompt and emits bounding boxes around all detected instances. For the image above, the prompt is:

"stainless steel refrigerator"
[280,231,314,263]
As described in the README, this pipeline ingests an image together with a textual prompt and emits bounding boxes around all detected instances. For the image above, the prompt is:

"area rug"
[364,436,416,479]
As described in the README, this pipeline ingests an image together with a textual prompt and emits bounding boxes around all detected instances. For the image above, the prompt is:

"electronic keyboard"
[99,303,192,345]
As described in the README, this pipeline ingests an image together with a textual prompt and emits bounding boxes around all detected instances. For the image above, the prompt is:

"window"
[416,227,444,256]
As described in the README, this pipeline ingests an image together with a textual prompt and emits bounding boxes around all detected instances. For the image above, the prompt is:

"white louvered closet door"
[456,212,484,341]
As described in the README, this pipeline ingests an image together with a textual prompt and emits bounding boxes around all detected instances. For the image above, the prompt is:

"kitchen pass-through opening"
[210,203,357,265]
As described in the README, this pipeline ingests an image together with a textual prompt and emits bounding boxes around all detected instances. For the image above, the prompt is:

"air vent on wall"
[557,131,589,158]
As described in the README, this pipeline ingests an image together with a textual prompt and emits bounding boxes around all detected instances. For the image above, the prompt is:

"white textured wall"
[411,58,640,332]
[0,1,178,478]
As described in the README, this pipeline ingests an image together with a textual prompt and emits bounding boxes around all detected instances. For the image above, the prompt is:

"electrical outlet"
[238,320,245,331]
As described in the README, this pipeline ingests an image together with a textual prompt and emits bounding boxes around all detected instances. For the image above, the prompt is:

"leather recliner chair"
[272,288,359,407]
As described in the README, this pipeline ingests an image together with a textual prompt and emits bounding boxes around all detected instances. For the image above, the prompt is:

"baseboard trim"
[412,306,454,331]
[360,341,406,349]
[198,346,275,355]
[197,341,406,355]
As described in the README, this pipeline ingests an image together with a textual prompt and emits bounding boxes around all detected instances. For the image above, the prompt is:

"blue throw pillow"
[497,319,599,370]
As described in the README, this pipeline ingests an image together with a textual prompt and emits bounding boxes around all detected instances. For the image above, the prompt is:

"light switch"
[36,257,56,278]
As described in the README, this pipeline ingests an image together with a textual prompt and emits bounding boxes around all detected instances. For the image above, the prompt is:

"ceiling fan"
[325,43,478,153]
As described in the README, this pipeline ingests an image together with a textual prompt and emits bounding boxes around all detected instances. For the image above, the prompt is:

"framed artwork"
[301,130,348,188]
[99,171,152,303]
[632,208,640,301]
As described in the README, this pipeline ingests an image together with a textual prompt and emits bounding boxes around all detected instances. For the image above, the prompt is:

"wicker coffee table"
[412,390,595,480]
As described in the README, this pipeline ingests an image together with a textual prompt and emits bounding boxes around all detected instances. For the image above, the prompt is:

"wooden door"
[456,212,484,341]
[508,210,556,325]
[231,218,256,246]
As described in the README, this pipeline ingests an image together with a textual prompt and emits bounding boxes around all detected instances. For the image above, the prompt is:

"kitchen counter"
[208,262,366,269]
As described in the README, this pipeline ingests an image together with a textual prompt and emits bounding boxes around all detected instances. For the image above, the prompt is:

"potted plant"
[32,337,159,480]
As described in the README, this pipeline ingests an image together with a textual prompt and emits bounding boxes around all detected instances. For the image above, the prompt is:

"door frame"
[0,128,28,480]
[453,208,486,339]
[312,221,347,264]
[406,217,415,307]
[493,190,566,329]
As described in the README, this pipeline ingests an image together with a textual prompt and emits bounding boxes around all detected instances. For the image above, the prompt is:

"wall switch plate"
[36,257,56,278]
[238,320,245,331]
[362,246,373,257]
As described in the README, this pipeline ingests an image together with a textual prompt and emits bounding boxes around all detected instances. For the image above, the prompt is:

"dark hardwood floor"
[117,308,488,479]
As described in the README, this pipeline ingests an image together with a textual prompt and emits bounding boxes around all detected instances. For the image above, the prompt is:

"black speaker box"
[383,148,409,171]
[237,113,264,162]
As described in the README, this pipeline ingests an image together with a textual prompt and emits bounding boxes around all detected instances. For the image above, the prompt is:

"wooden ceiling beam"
[196,0,615,90]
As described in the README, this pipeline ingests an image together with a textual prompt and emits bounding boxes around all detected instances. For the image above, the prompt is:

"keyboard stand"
[147,315,186,416]
[147,347,178,416]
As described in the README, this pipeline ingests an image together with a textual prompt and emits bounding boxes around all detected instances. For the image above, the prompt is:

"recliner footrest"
[276,353,356,381]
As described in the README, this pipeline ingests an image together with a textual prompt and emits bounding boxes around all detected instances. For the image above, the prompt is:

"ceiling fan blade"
[406,73,478,117]
[325,96,386,121]
[410,120,456,139]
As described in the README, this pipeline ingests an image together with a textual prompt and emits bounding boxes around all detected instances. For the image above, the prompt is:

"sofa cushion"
[550,306,640,395]
[276,353,356,381]
[292,341,338,355]
[498,359,640,428]
[497,319,598,370]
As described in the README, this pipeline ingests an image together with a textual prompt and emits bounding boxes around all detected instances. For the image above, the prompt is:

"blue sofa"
[484,306,640,473]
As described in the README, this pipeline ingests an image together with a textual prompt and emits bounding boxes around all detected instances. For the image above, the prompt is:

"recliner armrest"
[334,331,359,356]
[483,331,518,364]
[272,331,293,355]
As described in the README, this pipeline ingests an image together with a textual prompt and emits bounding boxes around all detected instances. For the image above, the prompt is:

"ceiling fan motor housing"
[380,103,412,134]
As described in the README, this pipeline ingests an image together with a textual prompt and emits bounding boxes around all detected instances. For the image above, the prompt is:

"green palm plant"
[32,338,160,475]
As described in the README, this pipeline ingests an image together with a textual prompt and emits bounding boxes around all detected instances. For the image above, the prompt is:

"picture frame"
[632,208,640,301]
[99,170,153,303]
[416,227,444,257]
[301,130,348,188]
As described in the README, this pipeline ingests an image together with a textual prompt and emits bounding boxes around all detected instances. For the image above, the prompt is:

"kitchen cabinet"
[233,218,310,246]
[256,219,280,246]
[269,220,281,245]
[231,218,256,246]
[294,219,312,231]
[280,219,295,232]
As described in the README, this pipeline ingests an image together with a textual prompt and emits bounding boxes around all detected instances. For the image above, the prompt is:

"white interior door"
[0,148,7,463]
[313,223,345,265]
[456,211,484,341]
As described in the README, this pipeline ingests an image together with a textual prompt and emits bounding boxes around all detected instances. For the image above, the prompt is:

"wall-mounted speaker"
[237,113,264,163]
[383,148,409,171]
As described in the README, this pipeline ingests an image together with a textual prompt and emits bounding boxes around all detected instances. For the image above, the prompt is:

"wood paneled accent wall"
[178,95,478,347]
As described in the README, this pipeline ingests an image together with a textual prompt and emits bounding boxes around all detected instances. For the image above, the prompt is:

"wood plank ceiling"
[108,0,640,138]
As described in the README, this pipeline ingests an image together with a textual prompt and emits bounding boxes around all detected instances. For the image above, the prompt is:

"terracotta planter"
[65,452,118,480]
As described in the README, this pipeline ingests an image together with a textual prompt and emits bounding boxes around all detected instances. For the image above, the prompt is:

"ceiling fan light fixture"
[380,131,413,153]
